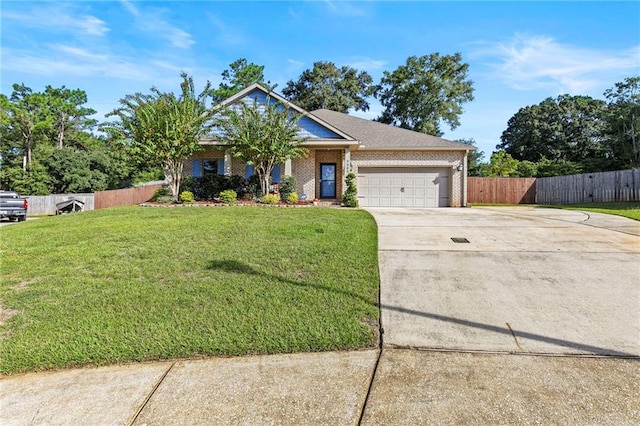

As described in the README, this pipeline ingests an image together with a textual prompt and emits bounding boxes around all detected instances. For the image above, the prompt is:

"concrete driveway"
[368,206,640,356]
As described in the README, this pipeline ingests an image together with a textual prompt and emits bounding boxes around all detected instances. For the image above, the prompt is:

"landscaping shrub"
[286,192,299,204]
[179,191,195,204]
[181,175,248,200]
[219,189,237,204]
[279,175,296,201]
[151,187,171,201]
[261,194,279,204]
[342,172,359,207]
[247,174,263,199]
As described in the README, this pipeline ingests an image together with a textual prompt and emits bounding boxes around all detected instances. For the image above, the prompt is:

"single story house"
[185,83,474,207]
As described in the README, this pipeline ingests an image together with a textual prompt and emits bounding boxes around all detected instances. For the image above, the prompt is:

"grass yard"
[0,206,380,374]
[549,201,640,221]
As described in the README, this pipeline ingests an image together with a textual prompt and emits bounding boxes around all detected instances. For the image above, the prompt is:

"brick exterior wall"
[351,150,465,207]
[185,147,465,206]
[292,154,315,199]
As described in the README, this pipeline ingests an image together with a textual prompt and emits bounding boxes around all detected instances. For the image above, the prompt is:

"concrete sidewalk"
[2,349,638,425]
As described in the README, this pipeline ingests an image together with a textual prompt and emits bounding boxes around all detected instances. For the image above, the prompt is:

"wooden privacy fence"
[467,169,639,205]
[536,169,640,204]
[25,183,164,215]
[94,184,163,210]
[27,194,95,215]
[467,177,536,204]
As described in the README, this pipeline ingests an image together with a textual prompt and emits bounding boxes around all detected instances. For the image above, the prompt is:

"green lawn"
[550,201,640,221]
[0,206,380,374]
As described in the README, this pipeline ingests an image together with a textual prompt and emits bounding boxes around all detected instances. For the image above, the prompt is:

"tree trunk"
[164,159,183,198]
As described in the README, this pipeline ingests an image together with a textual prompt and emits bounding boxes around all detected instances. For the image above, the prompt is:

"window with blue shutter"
[245,165,254,179]
[217,159,225,175]
[193,160,201,177]
[271,165,281,183]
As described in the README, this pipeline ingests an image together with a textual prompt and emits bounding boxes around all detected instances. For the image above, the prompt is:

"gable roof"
[205,83,474,151]
[310,109,474,151]
[215,83,355,142]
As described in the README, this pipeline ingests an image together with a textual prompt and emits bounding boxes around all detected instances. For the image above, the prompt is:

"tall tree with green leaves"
[106,73,213,197]
[282,61,374,113]
[1,84,52,173]
[375,53,474,136]
[488,150,519,177]
[604,76,640,168]
[210,58,271,103]
[213,96,307,197]
[498,95,608,166]
[44,86,97,149]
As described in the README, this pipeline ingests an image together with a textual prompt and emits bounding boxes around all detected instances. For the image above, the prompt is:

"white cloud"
[131,6,195,49]
[3,6,109,37]
[120,0,140,17]
[472,34,640,95]
[347,57,387,72]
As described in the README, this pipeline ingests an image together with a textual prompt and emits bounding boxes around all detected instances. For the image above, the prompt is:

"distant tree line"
[1,54,636,194]
[464,77,639,177]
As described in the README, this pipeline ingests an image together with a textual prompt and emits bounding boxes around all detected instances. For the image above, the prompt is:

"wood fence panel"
[94,184,163,210]
[467,177,536,204]
[26,194,95,215]
[536,169,639,204]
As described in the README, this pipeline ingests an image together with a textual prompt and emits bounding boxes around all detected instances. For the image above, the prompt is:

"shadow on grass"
[206,258,376,306]
[207,258,638,357]
[208,259,260,275]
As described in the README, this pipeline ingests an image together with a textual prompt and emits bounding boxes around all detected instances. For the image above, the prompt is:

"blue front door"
[320,163,336,198]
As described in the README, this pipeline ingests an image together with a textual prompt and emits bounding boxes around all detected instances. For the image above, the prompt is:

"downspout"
[463,150,469,207]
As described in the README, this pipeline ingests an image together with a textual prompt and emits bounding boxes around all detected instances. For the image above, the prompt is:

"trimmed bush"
[279,175,297,201]
[286,192,299,204]
[151,187,171,201]
[181,175,248,200]
[219,189,237,204]
[342,172,359,207]
[261,194,279,204]
[179,191,195,204]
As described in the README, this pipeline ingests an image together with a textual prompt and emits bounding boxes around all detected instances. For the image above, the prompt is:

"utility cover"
[451,237,470,243]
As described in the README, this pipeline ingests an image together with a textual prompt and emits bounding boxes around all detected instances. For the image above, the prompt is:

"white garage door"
[357,167,449,207]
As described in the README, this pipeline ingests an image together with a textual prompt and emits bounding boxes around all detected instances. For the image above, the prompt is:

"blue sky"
[2,1,639,158]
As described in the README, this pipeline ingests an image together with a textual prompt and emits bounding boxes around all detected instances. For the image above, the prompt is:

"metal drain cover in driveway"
[451,237,470,243]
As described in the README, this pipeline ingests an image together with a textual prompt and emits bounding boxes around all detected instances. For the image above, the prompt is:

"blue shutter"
[193,160,201,177]
[245,165,254,179]
[218,159,225,175]
[272,165,281,183]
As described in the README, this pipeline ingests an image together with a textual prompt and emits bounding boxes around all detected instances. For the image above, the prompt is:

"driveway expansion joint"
[127,361,176,426]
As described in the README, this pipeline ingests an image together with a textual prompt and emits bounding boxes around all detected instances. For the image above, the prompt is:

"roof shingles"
[310,109,472,151]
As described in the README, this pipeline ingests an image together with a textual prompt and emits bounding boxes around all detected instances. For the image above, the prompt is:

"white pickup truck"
[0,191,28,222]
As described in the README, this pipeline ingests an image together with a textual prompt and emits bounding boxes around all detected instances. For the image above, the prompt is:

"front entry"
[320,163,337,198]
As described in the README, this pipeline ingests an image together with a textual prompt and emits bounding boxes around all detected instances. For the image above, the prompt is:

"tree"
[0,83,112,193]
[210,58,271,103]
[44,86,97,149]
[375,53,474,136]
[1,84,52,173]
[213,95,307,197]
[282,61,374,113]
[488,150,519,177]
[498,95,608,165]
[604,76,640,168]
[106,73,213,198]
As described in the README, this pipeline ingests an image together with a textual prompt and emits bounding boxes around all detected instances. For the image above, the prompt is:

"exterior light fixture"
[457,164,464,172]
